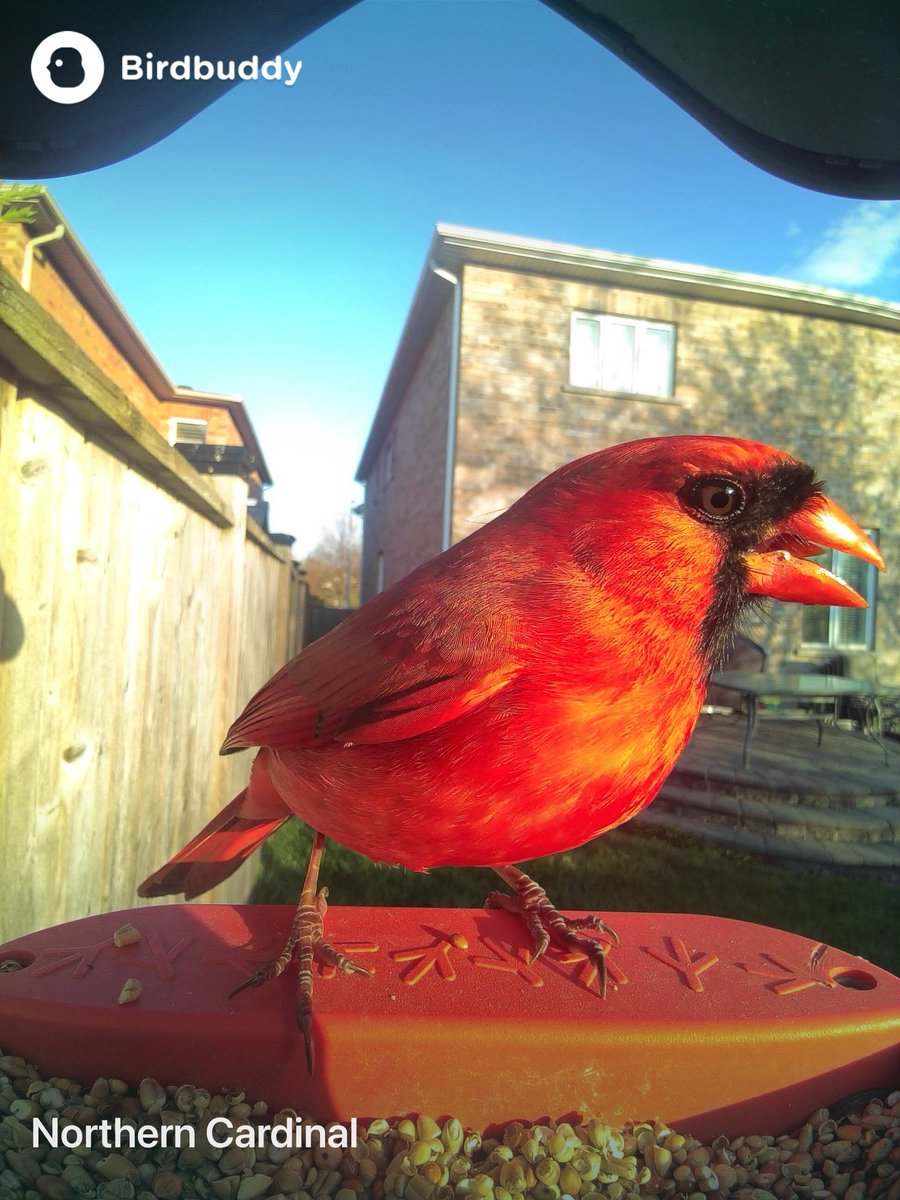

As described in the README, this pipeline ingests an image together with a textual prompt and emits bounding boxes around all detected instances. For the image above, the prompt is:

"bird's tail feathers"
[138,758,290,900]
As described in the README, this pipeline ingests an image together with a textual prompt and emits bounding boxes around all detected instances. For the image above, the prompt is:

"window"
[570,312,675,397]
[168,417,207,445]
[375,550,385,594]
[801,534,879,650]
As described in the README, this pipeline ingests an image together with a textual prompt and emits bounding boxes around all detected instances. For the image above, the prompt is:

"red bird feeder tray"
[0,905,897,1138]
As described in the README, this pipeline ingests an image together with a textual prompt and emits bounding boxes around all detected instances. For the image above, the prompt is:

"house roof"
[169,387,273,486]
[356,223,900,479]
[18,188,175,398]
[11,188,272,486]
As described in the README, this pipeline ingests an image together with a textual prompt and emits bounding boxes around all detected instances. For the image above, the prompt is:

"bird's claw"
[486,874,619,998]
[564,912,621,948]
[229,967,275,999]
[486,889,551,962]
[228,949,293,999]
[317,941,374,978]
[228,894,372,1075]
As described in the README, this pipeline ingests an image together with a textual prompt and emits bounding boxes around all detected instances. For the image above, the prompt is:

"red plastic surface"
[0,905,897,1138]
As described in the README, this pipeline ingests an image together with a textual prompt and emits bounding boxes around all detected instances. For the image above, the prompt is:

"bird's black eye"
[679,475,746,523]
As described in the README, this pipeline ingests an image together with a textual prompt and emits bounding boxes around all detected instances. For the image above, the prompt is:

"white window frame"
[569,311,675,398]
[167,417,208,446]
[800,534,879,651]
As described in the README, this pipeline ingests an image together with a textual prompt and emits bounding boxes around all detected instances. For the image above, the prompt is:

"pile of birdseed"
[0,1053,898,1200]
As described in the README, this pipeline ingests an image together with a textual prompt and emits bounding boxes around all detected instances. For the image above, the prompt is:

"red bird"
[139,436,884,1068]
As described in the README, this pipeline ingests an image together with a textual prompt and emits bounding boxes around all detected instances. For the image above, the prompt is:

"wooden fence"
[0,269,308,942]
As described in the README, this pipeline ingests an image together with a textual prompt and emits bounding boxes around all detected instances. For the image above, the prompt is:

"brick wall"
[360,298,453,599]
[0,224,26,282]
[454,269,685,542]
[452,264,899,677]
[164,400,243,447]
[0,223,165,428]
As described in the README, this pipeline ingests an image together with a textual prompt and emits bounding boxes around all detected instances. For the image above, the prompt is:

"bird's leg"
[486,864,620,998]
[230,830,372,1072]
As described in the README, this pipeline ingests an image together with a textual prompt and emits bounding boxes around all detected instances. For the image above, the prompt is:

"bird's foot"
[230,834,372,1073]
[486,866,620,998]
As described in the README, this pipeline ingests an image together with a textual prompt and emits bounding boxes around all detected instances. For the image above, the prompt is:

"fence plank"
[0,381,308,942]
[0,266,233,528]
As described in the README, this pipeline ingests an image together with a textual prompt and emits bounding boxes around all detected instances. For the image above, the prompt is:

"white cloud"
[791,201,900,288]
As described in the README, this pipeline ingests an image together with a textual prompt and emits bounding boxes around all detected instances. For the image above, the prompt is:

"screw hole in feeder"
[831,968,877,990]
[0,952,35,972]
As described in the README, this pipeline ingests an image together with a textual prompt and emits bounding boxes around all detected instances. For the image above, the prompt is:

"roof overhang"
[5,189,273,487]
[435,225,900,331]
[16,188,174,397]
[356,224,900,481]
[355,239,455,480]
[170,387,273,486]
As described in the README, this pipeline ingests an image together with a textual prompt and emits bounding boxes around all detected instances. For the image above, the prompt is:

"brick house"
[357,225,900,679]
[0,187,274,522]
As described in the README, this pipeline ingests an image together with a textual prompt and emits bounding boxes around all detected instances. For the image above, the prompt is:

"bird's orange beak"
[744,495,884,608]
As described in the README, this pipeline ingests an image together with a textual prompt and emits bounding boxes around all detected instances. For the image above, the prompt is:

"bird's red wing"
[335,664,514,744]
[221,568,521,754]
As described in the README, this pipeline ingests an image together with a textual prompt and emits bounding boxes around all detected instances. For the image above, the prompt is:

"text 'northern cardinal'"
[139,435,884,1069]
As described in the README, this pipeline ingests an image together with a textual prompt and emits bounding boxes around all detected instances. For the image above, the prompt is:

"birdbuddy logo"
[31,31,303,104]
[31,32,105,104]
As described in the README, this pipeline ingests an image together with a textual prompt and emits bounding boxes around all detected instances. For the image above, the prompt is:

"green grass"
[251,821,899,975]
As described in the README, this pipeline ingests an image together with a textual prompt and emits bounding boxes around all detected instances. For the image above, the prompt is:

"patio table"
[709,671,881,769]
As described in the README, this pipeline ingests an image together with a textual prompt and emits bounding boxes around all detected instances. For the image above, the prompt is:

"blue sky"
[36,0,900,553]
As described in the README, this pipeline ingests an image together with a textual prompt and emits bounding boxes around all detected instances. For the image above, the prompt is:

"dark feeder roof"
[2,1,900,197]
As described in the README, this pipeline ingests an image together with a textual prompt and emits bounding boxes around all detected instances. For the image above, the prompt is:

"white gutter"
[21,223,65,291]
[434,223,900,331]
[431,262,461,551]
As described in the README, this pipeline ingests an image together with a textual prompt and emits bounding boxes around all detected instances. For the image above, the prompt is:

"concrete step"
[634,806,900,870]
[654,780,900,845]
[668,760,900,811]
[674,715,900,811]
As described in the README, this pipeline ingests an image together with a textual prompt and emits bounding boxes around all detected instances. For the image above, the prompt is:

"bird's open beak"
[744,495,884,608]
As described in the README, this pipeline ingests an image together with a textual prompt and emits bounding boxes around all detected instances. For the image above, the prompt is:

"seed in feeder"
[416,1117,441,1142]
[113,925,141,948]
[407,1142,433,1168]
[0,1056,29,1077]
[9,1099,40,1120]
[138,1082,169,1118]
[236,1175,272,1200]
[395,1119,417,1143]
[117,978,141,1005]
[35,1176,71,1200]
[97,1154,139,1182]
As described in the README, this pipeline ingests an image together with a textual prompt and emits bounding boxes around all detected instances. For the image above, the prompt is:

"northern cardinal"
[139,436,884,1069]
